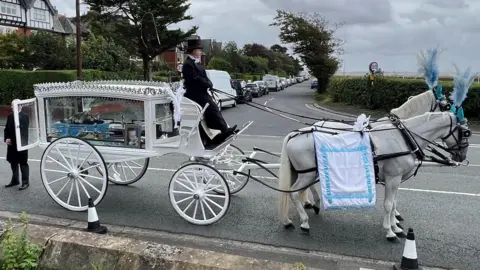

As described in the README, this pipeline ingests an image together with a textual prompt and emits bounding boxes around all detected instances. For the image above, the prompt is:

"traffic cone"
[86,198,107,234]
[394,228,422,270]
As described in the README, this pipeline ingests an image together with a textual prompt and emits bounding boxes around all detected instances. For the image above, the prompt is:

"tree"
[84,0,198,80]
[0,32,29,69]
[270,10,344,92]
[26,31,75,70]
[82,34,131,72]
[270,44,287,54]
[207,56,232,72]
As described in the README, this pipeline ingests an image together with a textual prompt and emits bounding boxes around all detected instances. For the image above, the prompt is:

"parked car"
[206,70,237,109]
[254,80,268,95]
[311,79,318,89]
[279,77,288,89]
[231,79,252,104]
[263,75,280,92]
[245,83,263,97]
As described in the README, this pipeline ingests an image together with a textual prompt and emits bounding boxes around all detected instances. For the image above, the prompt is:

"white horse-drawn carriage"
[9,47,476,242]
[12,79,253,226]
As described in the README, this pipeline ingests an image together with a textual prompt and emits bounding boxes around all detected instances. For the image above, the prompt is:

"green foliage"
[0,69,143,105]
[82,34,132,72]
[0,32,29,69]
[0,212,43,270]
[84,0,198,80]
[207,56,233,72]
[327,76,480,119]
[271,10,343,92]
[25,31,75,70]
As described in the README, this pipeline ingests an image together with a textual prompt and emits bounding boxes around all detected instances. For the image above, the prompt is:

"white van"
[206,69,237,109]
[263,74,280,92]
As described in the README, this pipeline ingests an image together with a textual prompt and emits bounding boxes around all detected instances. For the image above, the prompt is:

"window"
[0,2,19,16]
[44,96,146,149]
[154,103,177,140]
[33,8,47,21]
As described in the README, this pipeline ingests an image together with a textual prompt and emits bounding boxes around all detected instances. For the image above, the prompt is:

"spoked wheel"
[40,137,108,212]
[212,144,249,195]
[93,158,149,185]
[169,163,230,225]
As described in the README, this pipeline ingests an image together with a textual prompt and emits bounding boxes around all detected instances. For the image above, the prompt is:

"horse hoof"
[395,215,404,221]
[395,231,407,238]
[284,223,295,230]
[304,204,313,209]
[386,236,400,243]
[396,223,403,229]
[313,205,320,215]
[300,227,310,235]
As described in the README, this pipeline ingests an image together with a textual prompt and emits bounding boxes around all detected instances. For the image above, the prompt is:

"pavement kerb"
[312,103,359,118]
[0,220,314,270]
[0,211,452,270]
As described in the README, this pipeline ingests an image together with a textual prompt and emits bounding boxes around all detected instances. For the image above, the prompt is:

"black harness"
[288,110,469,185]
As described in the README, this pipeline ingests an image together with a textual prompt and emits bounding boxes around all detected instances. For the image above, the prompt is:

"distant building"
[157,35,222,70]
[0,0,77,36]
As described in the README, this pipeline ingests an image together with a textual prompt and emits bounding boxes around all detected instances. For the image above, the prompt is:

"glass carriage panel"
[13,98,40,151]
[44,96,146,149]
[154,101,179,140]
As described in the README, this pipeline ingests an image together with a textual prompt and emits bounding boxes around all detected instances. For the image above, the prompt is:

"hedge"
[326,76,480,119]
[0,69,172,105]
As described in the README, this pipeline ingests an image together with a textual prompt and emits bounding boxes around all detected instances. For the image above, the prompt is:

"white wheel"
[232,100,237,107]
[169,163,230,225]
[212,144,249,195]
[94,158,149,185]
[40,137,108,211]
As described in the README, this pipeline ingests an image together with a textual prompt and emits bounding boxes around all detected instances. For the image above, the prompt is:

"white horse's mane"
[390,91,435,119]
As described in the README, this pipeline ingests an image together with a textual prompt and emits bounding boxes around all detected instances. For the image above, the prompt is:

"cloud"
[50,0,480,73]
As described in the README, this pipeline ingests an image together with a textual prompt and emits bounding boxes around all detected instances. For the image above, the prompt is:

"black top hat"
[186,39,203,51]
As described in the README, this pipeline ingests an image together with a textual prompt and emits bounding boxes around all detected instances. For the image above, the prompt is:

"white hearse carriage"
[12,80,252,225]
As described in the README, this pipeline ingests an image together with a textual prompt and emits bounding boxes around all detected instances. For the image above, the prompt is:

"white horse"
[298,89,451,224]
[278,110,470,242]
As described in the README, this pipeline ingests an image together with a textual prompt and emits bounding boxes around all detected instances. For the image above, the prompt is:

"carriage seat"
[180,98,231,148]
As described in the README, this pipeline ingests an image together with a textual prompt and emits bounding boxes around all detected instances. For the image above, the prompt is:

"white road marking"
[264,98,301,122]
[1,157,479,197]
[399,188,480,197]
[305,103,355,120]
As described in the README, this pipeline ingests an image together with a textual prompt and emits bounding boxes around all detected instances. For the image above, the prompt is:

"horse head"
[441,65,478,162]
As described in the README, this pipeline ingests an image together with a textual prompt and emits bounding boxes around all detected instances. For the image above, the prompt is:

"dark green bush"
[327,76,480,119]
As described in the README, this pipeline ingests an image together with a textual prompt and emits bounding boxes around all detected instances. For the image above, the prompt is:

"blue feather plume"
[450,64,479,107]
[416,47,440,90]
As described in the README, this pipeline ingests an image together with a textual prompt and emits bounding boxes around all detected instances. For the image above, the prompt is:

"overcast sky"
[51,0,480,73]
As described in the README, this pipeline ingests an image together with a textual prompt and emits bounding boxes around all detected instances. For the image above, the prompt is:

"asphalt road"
[1,82,480,269]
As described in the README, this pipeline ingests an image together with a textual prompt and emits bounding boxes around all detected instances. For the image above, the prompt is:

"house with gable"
[0,0,76,36]
[157,35,222,70]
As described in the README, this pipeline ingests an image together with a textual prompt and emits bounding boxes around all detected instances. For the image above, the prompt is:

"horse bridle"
[440,111,471,152]
[430,86,451,112]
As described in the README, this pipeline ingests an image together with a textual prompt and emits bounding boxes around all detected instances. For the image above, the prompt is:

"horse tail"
[279,132,294,225]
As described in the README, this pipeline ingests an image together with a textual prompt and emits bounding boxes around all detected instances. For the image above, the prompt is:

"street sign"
[369,62,378,73]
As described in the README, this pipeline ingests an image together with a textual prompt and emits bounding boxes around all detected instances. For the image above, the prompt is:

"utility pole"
[75,0,82,80]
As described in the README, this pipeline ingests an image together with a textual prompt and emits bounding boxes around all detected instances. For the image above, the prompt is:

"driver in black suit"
[182,38,238,145]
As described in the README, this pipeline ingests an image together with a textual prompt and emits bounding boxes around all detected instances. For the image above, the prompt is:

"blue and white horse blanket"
[313,130,376,210]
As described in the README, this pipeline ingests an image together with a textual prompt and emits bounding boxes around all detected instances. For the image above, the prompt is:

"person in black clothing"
[4,100,29,190]
[182,38,238,145]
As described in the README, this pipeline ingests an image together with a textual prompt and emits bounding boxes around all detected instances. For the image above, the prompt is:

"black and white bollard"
[86,198,107,234]
[394,228,421,270]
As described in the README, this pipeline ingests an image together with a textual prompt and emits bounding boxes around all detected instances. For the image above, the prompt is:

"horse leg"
[301,190,313,209]
[383,175,402,243]
[308,185,321,214]
[395,208,404,222]
[290,172,316,234]
[391,187,406,238]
